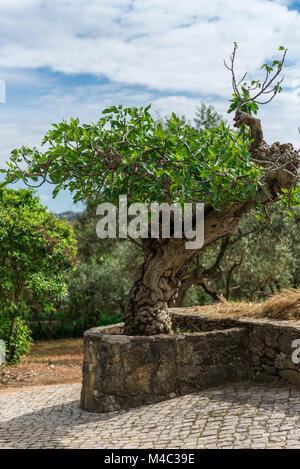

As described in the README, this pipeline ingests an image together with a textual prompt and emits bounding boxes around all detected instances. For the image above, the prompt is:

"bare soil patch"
[0,338,83,393]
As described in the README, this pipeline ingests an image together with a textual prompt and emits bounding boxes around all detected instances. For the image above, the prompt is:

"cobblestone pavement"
[0,381,300,449]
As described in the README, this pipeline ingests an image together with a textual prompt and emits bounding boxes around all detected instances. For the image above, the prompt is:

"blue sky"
[0,0,300,213]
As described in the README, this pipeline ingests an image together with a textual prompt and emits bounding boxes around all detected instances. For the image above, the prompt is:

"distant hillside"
[55,211,81,222]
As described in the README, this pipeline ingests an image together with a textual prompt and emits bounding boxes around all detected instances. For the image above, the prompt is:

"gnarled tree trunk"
[123,238,190,335]
[124,198,257,335]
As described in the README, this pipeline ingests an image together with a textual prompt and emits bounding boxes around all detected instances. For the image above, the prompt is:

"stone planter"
[170,309,300,384]
[80,310,300,413]
[80,319,251,413]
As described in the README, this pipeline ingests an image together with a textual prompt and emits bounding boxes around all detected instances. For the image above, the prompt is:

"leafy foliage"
[226,43,286,115]
[3,46,298,214]
[0,189,77,338]
[0,317,32,364]
[3,105,264,211]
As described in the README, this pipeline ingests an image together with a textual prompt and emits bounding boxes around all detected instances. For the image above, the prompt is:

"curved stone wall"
[170,309,300,384]
[81,322,250,413]
[80,310,300,413]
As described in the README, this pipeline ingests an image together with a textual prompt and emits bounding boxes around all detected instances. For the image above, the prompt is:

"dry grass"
[255,289,300,321]
[181,289,300,323]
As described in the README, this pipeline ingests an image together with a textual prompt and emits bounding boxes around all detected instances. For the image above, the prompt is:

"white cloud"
[0,83,153,166]
[0,0,299,96]
[0,0,300,212]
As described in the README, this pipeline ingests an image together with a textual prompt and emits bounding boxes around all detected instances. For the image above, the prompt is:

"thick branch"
[233,110,299,197]
[233,111,264,153]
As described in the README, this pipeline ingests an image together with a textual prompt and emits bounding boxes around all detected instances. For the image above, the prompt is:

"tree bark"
[174,236,230,306]
[173,279,193,307]
[123,238,192,335]
[124,198,258,335]
[8,317,16,362]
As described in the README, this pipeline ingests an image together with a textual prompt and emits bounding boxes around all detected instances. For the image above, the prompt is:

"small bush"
[0,318,32,364]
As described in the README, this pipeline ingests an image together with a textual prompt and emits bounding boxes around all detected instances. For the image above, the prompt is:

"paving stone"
[0,381,300,448]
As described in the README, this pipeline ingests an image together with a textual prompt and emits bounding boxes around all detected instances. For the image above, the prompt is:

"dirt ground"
[0,338,83,393]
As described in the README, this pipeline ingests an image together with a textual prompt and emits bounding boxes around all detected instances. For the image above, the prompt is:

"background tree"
[193,103,223,131]
[181,205,299,306]
[27,204,143,339]
[157,102,222,133]
[3,45,299,336]
[60,206,142,335]
[0,189,77,360]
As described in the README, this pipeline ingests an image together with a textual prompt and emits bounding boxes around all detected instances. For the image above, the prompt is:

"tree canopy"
[3,107,263,209]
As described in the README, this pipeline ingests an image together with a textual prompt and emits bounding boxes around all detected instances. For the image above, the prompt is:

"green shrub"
[0,188,77,334]
[0,317,32,364]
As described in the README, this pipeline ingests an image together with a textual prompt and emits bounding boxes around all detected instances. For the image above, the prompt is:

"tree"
[0,189,77,355]
[193,103,223,131]
[2,45,299,335]
[157,102,222,133]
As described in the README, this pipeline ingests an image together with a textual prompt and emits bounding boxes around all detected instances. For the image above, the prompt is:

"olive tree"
[3,45,299,335]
